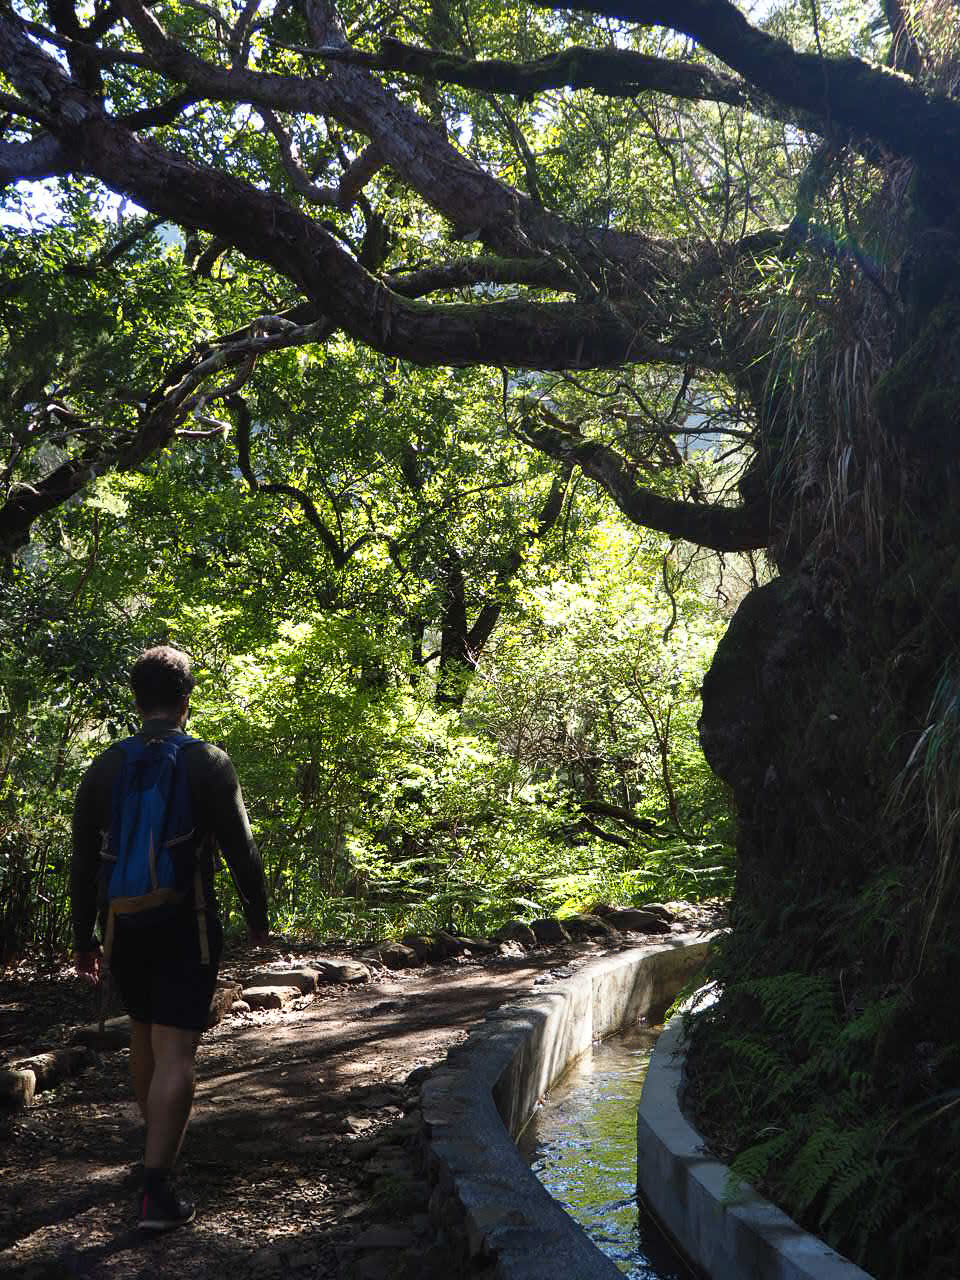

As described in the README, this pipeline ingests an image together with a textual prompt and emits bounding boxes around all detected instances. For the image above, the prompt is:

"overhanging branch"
[521,415,769,552]
[0,309,331,556]
[314,35,837,136]
[388,255,579,297]
[0,133,68,183]
[316,37,747,104]
[534,0,960,176]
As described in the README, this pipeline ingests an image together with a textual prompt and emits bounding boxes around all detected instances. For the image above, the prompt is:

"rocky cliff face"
[689,178,960,1278]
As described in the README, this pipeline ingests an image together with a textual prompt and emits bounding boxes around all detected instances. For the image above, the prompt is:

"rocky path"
[0,948,586,1280]
[0,907,722,1280]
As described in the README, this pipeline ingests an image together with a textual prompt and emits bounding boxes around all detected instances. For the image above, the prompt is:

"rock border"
[0,1045,94,1108]
[419,934,713,1279]
[636,1012,875,1280]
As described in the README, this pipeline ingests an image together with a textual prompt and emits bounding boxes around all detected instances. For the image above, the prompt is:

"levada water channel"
[516,1022,697,1280]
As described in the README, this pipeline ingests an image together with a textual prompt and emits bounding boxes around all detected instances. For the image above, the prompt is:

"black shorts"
[109,907,224,1031]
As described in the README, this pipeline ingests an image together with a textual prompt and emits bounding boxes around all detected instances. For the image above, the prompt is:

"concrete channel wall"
[637,1013,875,1280]
[419,935,712,1280]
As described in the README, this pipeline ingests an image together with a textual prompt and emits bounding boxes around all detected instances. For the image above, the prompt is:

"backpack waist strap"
[102,888,211,967]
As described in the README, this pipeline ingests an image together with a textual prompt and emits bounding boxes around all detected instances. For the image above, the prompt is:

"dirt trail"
[0,944,617,1280]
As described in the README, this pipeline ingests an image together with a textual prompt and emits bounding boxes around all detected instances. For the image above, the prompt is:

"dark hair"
[130,646,195,712]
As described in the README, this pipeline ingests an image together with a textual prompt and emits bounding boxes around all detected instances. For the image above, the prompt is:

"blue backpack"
[102,731,210,962]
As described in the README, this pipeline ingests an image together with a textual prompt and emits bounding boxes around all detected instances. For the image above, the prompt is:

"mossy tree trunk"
[692,171,960,1274]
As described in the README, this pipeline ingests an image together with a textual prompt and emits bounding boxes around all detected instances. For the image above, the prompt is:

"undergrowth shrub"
[686,933,960,1277]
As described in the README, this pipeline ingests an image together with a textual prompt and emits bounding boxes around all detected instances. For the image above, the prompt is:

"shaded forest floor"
[0,907,721,1280]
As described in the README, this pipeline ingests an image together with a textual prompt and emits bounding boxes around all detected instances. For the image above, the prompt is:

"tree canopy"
[4,0,957,562]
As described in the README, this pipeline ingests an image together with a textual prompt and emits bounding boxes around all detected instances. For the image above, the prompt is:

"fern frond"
[724,1033,788,1082]
[840,993,906,1044]
[818,1154,879,1229]
[738,973,839,1047]
[780,1120,862,1215]
[725,1130,795,1201]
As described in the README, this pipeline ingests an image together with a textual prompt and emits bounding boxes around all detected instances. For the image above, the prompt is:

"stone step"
[242,984,302,1010]
[244,968,319,994]
[315,959,370,984]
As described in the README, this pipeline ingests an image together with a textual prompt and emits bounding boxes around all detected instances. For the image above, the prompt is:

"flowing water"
[516,1023,696,1279]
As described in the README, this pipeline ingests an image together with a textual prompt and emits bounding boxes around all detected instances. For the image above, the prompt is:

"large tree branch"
[535,0,960,176]
[388,255,579,297]
[522,415,769,552]
[0,311,330,556]
[4,115,714,371]
[315,36,828,136]
[232,393,373,567]
[7,1,780,306]
[110,0,680,286]
[0,6,774,559]
[0,132,67,183]
[318,37,747,104]
[69,135,703,368]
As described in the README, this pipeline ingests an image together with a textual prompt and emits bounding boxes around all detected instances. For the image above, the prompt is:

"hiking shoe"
[137,1179,196,1232]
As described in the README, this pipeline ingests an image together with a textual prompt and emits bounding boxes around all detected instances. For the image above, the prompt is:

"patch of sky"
[1,179,63,230]
[448,111,474,148]
[679,410,729,456]
[0,179,187,249]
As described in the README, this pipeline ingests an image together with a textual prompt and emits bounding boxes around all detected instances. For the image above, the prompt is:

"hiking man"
[71,645,269,1231]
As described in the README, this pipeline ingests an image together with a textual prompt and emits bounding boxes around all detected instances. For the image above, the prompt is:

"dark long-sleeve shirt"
[71,718,269,949]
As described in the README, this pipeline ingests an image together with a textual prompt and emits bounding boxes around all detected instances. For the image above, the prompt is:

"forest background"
[0,330,744,950]
[2,0,960,1276]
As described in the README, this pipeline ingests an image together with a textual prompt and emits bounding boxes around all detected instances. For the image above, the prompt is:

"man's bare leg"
[128,1019,154,1125]
[144,1024,201,1170]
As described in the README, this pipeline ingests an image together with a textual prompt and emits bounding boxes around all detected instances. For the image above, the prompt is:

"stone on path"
[562,912,619,939]
[496,939,526,958]
[431,929,467,958]
[360,942,419,970]
[0,1067,36,1108]
[604,908,671,934]
[245,968,318,995]
[401,933,435,962]
[340,1114,375,1134]
[315,958,370,984]
[242,984,302,1010]
[231,999,251,1014]
[530,918,571,944]
[401,930,497,962]
[207,979,243,1026]
[73,1014,130,1051]
[460,935,498,954]
[491,920,536,946]
[638,901,676,923]
[1,1045,94,1109]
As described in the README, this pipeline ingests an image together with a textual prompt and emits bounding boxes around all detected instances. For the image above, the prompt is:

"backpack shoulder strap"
[168,733,213,966]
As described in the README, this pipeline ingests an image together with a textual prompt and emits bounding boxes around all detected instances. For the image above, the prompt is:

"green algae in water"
[516,1024,696,1279]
